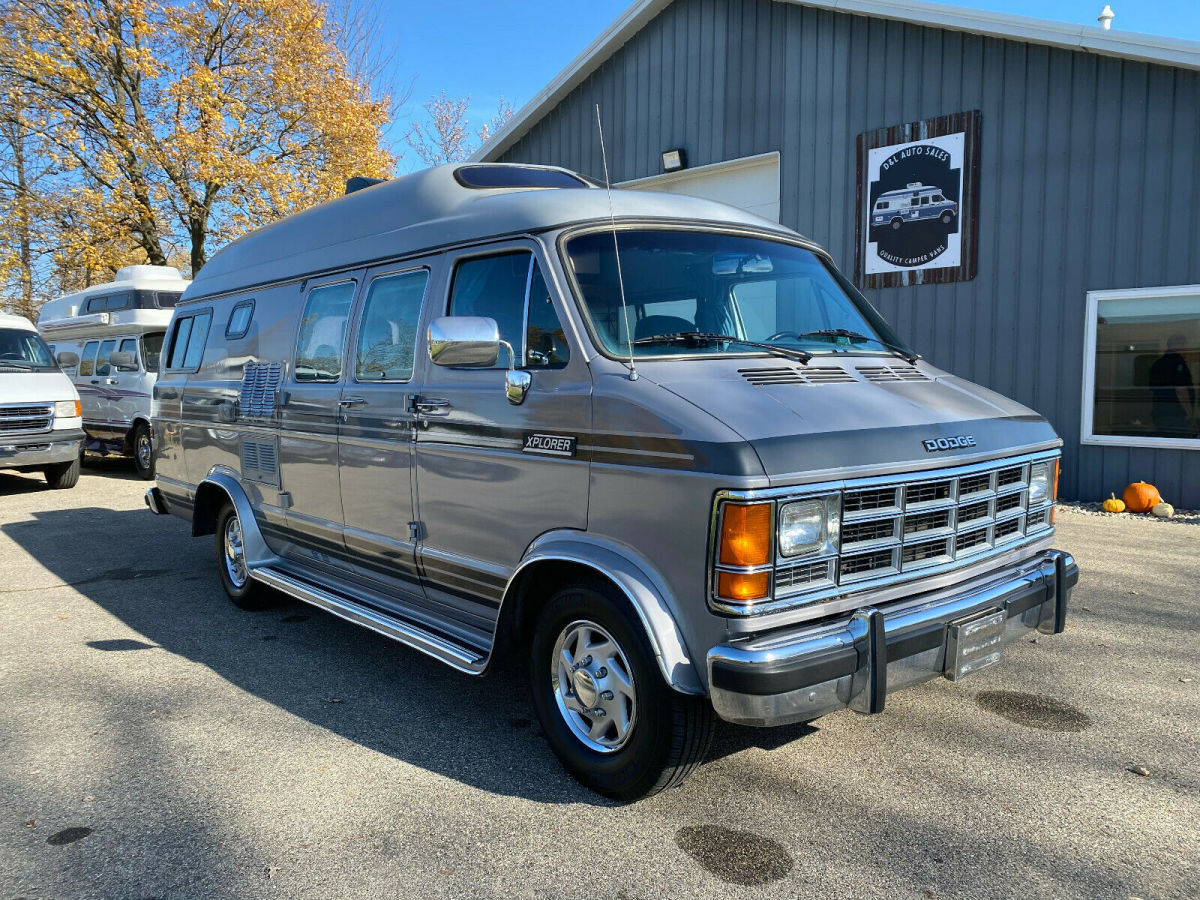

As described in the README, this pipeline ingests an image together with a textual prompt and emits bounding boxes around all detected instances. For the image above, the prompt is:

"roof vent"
[346,176,386,195]
[454,165,591,190]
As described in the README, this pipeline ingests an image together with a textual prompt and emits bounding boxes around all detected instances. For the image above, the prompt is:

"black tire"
[131,421,154,480]
[890,217,903,230]
[529,579,714,801]
[43,457,80,490]
[215,502,270,609]
[940,211,954,224]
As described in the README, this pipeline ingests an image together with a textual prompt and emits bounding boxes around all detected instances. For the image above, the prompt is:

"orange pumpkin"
[1122,481,1162,514]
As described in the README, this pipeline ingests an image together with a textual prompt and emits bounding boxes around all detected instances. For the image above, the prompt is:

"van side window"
[143,332,165,371]
[79,340,99,376]
[119,337,139,368]
[165,311,212,371]
[182,312,211,369]
[525,262,570,369]
[448,251,531,369]
[95,339,116,376]
[85,296,108,313]
[226,300,254,339]
[167,318,194,369]
[355,270,428,382]
[295,282,355,382]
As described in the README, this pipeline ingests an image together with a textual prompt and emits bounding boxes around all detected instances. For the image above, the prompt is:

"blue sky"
[381,0,1200,168]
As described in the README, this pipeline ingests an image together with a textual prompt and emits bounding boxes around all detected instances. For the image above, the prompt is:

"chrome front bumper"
[0,429,84,469]
[707,549,1078,726]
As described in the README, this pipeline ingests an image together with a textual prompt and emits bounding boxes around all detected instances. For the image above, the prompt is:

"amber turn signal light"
[718,503,772,567]
[1051,459,1060,523]
[717,571,769,602]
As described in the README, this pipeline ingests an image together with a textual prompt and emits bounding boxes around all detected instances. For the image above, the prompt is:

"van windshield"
[563,230,909,360]
[0,327,58,372]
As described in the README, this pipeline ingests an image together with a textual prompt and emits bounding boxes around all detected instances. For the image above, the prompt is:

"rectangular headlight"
[779,496,839,557]
[1029,462,1051,505]
[54,399,81,418]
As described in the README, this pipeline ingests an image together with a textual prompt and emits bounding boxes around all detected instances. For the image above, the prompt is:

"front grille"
[0,404,52,435]
[836,456,1052,583]
[776,559,834,592]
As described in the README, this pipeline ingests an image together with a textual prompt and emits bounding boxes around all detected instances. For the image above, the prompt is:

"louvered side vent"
[239,362,282,419]
[856,365,930,383]
[241,437,281,487]
[738,365,853,386]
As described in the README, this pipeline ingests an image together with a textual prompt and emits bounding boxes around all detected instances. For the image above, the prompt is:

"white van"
[0,312,84,489]
[39,265,187,478]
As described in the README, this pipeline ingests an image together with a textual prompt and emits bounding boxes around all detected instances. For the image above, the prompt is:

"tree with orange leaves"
[0,0,394,285]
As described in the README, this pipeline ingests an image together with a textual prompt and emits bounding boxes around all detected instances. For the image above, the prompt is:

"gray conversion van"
[146,163,1077,800]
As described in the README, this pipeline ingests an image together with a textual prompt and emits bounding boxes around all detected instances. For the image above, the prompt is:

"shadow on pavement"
[3,506,815,806]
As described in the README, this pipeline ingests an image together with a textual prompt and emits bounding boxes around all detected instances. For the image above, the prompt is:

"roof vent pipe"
[345,176,386,195]
[1097,5,1114,30]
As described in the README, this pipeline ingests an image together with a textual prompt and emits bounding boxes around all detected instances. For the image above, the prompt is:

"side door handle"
[411,397,450,416]
[338,397,367,408]
[105,378,119,385]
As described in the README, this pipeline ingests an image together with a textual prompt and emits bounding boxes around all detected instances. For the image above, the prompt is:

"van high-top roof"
[0,312,37,331]
[39,265,188,323]
[184,163,796,301]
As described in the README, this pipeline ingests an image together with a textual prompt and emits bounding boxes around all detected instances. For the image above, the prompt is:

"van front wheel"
[529,580,713,801]
[215,502,269,609]
[43,458,80,490]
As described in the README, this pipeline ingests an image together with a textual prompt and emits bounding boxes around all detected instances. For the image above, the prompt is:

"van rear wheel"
[215,502,269,609]
[131,422,154,480]
[528,579,713,801]
[890,217,904,230]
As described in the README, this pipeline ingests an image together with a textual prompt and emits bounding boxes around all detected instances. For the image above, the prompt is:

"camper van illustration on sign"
[872,183,957,230]
[863,131,965,276]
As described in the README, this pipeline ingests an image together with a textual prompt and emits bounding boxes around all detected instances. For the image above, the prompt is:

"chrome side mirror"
[56,351,79,368]
[428,316,501,367]
[109,351,138,371]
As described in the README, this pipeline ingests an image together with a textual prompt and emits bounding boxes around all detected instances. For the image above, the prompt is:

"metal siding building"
[481,0,1200,506]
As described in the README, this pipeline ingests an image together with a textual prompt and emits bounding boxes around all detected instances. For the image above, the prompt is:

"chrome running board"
[251,566,486,673]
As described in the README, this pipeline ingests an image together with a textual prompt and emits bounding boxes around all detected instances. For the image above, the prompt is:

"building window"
[1082,285,1200,448]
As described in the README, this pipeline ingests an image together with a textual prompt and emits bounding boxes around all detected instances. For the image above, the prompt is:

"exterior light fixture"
[661,148,686,173]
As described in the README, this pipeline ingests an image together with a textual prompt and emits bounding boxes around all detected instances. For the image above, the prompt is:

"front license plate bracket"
[944,608,1006,682]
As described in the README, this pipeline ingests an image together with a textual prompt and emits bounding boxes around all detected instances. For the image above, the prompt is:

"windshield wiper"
[799,329,920,364]
[631,332,812,364]
[0,359,35,369]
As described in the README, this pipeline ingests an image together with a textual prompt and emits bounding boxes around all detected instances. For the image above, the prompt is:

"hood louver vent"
[738,365,855,386]
[856,365,930,383]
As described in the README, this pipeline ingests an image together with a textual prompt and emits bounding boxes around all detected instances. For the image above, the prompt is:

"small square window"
[226,300,255,339]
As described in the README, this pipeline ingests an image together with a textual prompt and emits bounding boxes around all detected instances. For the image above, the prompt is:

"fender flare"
[193,469,276,569]
[505,534,704,695]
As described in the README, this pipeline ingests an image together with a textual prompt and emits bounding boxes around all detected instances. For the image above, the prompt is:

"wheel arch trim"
[500,534,704,695]
[192,469,275,568]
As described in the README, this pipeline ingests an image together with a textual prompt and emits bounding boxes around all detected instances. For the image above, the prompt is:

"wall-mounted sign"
[855,110,981,289]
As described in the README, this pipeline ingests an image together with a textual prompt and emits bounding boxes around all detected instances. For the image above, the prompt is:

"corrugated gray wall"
[497,0,1200,506]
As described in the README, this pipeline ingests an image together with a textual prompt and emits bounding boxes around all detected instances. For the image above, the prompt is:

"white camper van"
[39,265,188,478]
[0,312,83,489]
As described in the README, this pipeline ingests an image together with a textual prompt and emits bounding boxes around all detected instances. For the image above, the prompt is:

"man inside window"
[1149,334,1195,437]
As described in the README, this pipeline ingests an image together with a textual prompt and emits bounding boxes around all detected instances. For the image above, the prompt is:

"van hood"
[0,371,78,405]
[643,356,1060,483]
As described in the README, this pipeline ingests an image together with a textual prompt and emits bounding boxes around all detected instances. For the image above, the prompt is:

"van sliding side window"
[165,311,212,371]
[79,340,99,377]
[295,282,355,382]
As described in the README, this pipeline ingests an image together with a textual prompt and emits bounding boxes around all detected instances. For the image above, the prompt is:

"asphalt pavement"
[1,461,1197,899]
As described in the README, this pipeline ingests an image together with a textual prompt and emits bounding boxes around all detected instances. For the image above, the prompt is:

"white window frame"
[1081,284,1200,450]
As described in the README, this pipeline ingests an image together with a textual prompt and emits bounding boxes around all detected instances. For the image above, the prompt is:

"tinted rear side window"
[165,311,211,371]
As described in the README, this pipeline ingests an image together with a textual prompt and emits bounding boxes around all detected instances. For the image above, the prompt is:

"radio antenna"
[594,103,637,382]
